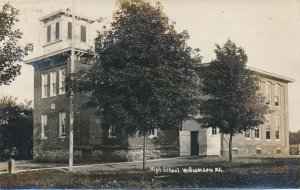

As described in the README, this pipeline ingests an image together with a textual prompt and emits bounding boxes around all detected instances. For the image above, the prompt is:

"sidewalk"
[0,156,227,174]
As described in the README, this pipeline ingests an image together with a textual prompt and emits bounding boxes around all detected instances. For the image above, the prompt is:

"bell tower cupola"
[39,9,96,55]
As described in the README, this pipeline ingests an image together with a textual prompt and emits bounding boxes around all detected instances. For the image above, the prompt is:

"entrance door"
[179,131,191,156]
[191,131,199,156]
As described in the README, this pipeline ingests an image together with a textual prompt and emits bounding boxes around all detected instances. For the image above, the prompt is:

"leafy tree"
[66,0,201,169]
[198,40,268,162]
[0,96,33,160]
[0,3,33,85]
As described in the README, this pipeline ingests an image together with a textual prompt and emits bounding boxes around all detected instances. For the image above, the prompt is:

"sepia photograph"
[0,0,300,188]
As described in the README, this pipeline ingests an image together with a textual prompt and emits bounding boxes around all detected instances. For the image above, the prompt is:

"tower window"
[68,22,72,39]
[47,25,51,42]
[81,25,86,42]
[55,22,60,39]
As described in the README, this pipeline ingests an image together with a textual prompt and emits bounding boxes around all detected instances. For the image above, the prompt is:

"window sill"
[266,139,273,141]
[43,39,63,47]
[49,94,57,98]
[149,135,157,139]
[245,138,252,140]
[41,137,48,140]
[59,136,66,139]
[41,96,48,99]
[108,136,116,139]
[255,138,261,141]
[275,139,281,141]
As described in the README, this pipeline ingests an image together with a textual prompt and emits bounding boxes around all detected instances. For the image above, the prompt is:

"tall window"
[47,25,51,42]
[275,84,280,106]
[265,82,271,105]
[68,22,72,39]
[59,68,66,95]
[50,71,57,97]
[258,81,262,94]
[245,129,251,139]
[265,116,271,140]
[275,116,280,140]
[55,22,60,40]
[41,115,48,139]
[212,128,218,135]
[80,25,86,42]
[255,126,260,139]
[41,73,48,98]
[59,112,66,138]
[108,126,116,138]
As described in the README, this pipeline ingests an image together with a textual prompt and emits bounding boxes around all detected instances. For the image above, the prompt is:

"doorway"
[191,131,199,156]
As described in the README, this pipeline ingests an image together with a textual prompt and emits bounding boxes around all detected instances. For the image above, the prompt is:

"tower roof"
[39,9,96,23]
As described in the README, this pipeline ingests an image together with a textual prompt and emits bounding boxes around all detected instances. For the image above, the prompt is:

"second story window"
[81,25,86,42]
[55,22,60,40]
[50,71,57,97]
[59,68,66,95]
[68,22,72,39]
[47,25,51,42]
[265,82,271,105]
[275,84,280,106]
[41,73,48,98]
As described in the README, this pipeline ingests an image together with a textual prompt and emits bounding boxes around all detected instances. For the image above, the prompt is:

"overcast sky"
[0,0,299,132]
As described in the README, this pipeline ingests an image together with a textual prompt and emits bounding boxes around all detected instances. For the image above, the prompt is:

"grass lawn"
[0,157,300,188]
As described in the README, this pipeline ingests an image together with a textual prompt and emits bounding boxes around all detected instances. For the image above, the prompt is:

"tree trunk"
[142,131,147,170]
[229,133,233,162]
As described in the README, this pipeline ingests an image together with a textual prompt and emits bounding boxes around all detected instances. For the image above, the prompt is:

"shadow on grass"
[0,157,299,188]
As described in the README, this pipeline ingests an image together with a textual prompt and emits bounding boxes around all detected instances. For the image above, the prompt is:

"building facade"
[26,10,294,162]
[25,10,178,162]
[180,67,294,157]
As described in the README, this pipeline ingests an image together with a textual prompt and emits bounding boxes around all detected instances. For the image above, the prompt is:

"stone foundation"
[33,146,179,163]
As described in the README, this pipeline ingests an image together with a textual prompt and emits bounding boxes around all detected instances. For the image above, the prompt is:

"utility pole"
[69,0,75,172]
